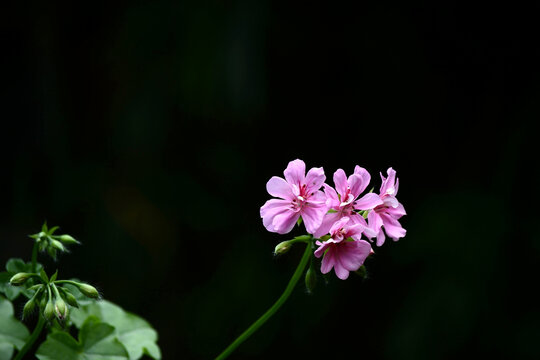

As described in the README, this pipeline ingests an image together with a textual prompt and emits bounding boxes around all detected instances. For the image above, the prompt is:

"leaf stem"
[14,315,45,360]
[215,241,312,360]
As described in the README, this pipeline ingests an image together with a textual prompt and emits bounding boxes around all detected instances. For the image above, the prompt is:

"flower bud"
[57,234,79,245]
[43,300,55,321]
[274,241,292,255]
[78,283,99,299]
[50,239,65,252]
[62,290,79,308]
[305,266,317,294]
[9,272,32,286]
[55,298,68,320]
[23,298,36,319]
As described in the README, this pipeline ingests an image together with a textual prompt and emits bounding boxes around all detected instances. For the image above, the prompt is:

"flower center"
[291,184,310,212]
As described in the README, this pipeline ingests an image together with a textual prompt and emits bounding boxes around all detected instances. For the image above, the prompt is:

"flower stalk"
[215,241,313,360]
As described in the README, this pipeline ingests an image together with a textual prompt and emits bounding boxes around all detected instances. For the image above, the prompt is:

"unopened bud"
[57,234,79,245]
[50,239,65,252]
[78,283,99,299]
[54,298,68,320]
[23,298,36,319]
[62,290,79,308]
[44,301,55,321]
[10,272,33,286]
[274,241,292,255]
[305,266,317,294]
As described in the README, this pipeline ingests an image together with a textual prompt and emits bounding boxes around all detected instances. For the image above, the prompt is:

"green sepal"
[296,216,303,226]
[355,265,368,279]
[47,226,59,235]
[318,234,331,241]
[50,270,58,283]
[39,268,49,283]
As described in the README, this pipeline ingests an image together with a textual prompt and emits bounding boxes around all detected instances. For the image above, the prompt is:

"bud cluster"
[29,222,80,260]
[10,269,99,322]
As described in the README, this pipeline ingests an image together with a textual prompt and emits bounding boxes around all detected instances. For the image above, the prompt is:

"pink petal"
[314,240,330,258]
[376,230,386,246]
[302,205,327,234]
[323,184,340,208]
[284,159,306,187]
[338,241,371,271]
[333,169,348,198]
[380,213,406,240]
[382,195,399,208]
[380,167,397,195]
[345,223,365,240]
[260,199,291,232]
[272,210,300,234]
[320,247,336,274]
[354,166,371,190]
[266,176,294,200]
[367,211,383,234]
[308,190,327,205]
[354,193,383,210]
[348,174,366,199]
[348,213,368,228]
[329,216,351,236]
[313,211,341,238]
[363,228,378,239]
[333,257,350,280]
[304,167,326,194]
[386,203,406,218]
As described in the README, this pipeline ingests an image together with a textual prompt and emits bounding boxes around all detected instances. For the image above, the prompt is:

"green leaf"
[0,296,30,358]
[36,317,129,360]
[5,259,27,274]
[71,301,161,359]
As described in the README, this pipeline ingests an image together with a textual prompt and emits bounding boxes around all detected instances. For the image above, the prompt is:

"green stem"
[31,242,38,273]
[14,315,45,360]
[52,280,78,285]
[215,242,312,360]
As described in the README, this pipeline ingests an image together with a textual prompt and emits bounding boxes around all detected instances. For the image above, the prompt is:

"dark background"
[1,1,538,359]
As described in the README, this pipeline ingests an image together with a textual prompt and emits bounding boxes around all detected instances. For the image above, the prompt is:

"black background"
[1,1,538,359]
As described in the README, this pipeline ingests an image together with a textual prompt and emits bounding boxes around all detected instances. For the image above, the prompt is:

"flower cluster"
[260,159,406,280]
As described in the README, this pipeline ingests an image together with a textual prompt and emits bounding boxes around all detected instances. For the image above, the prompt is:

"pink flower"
[314,217,373,280]
[367,167,407,246]
[260,159,327,234]
[313,166,383,239]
